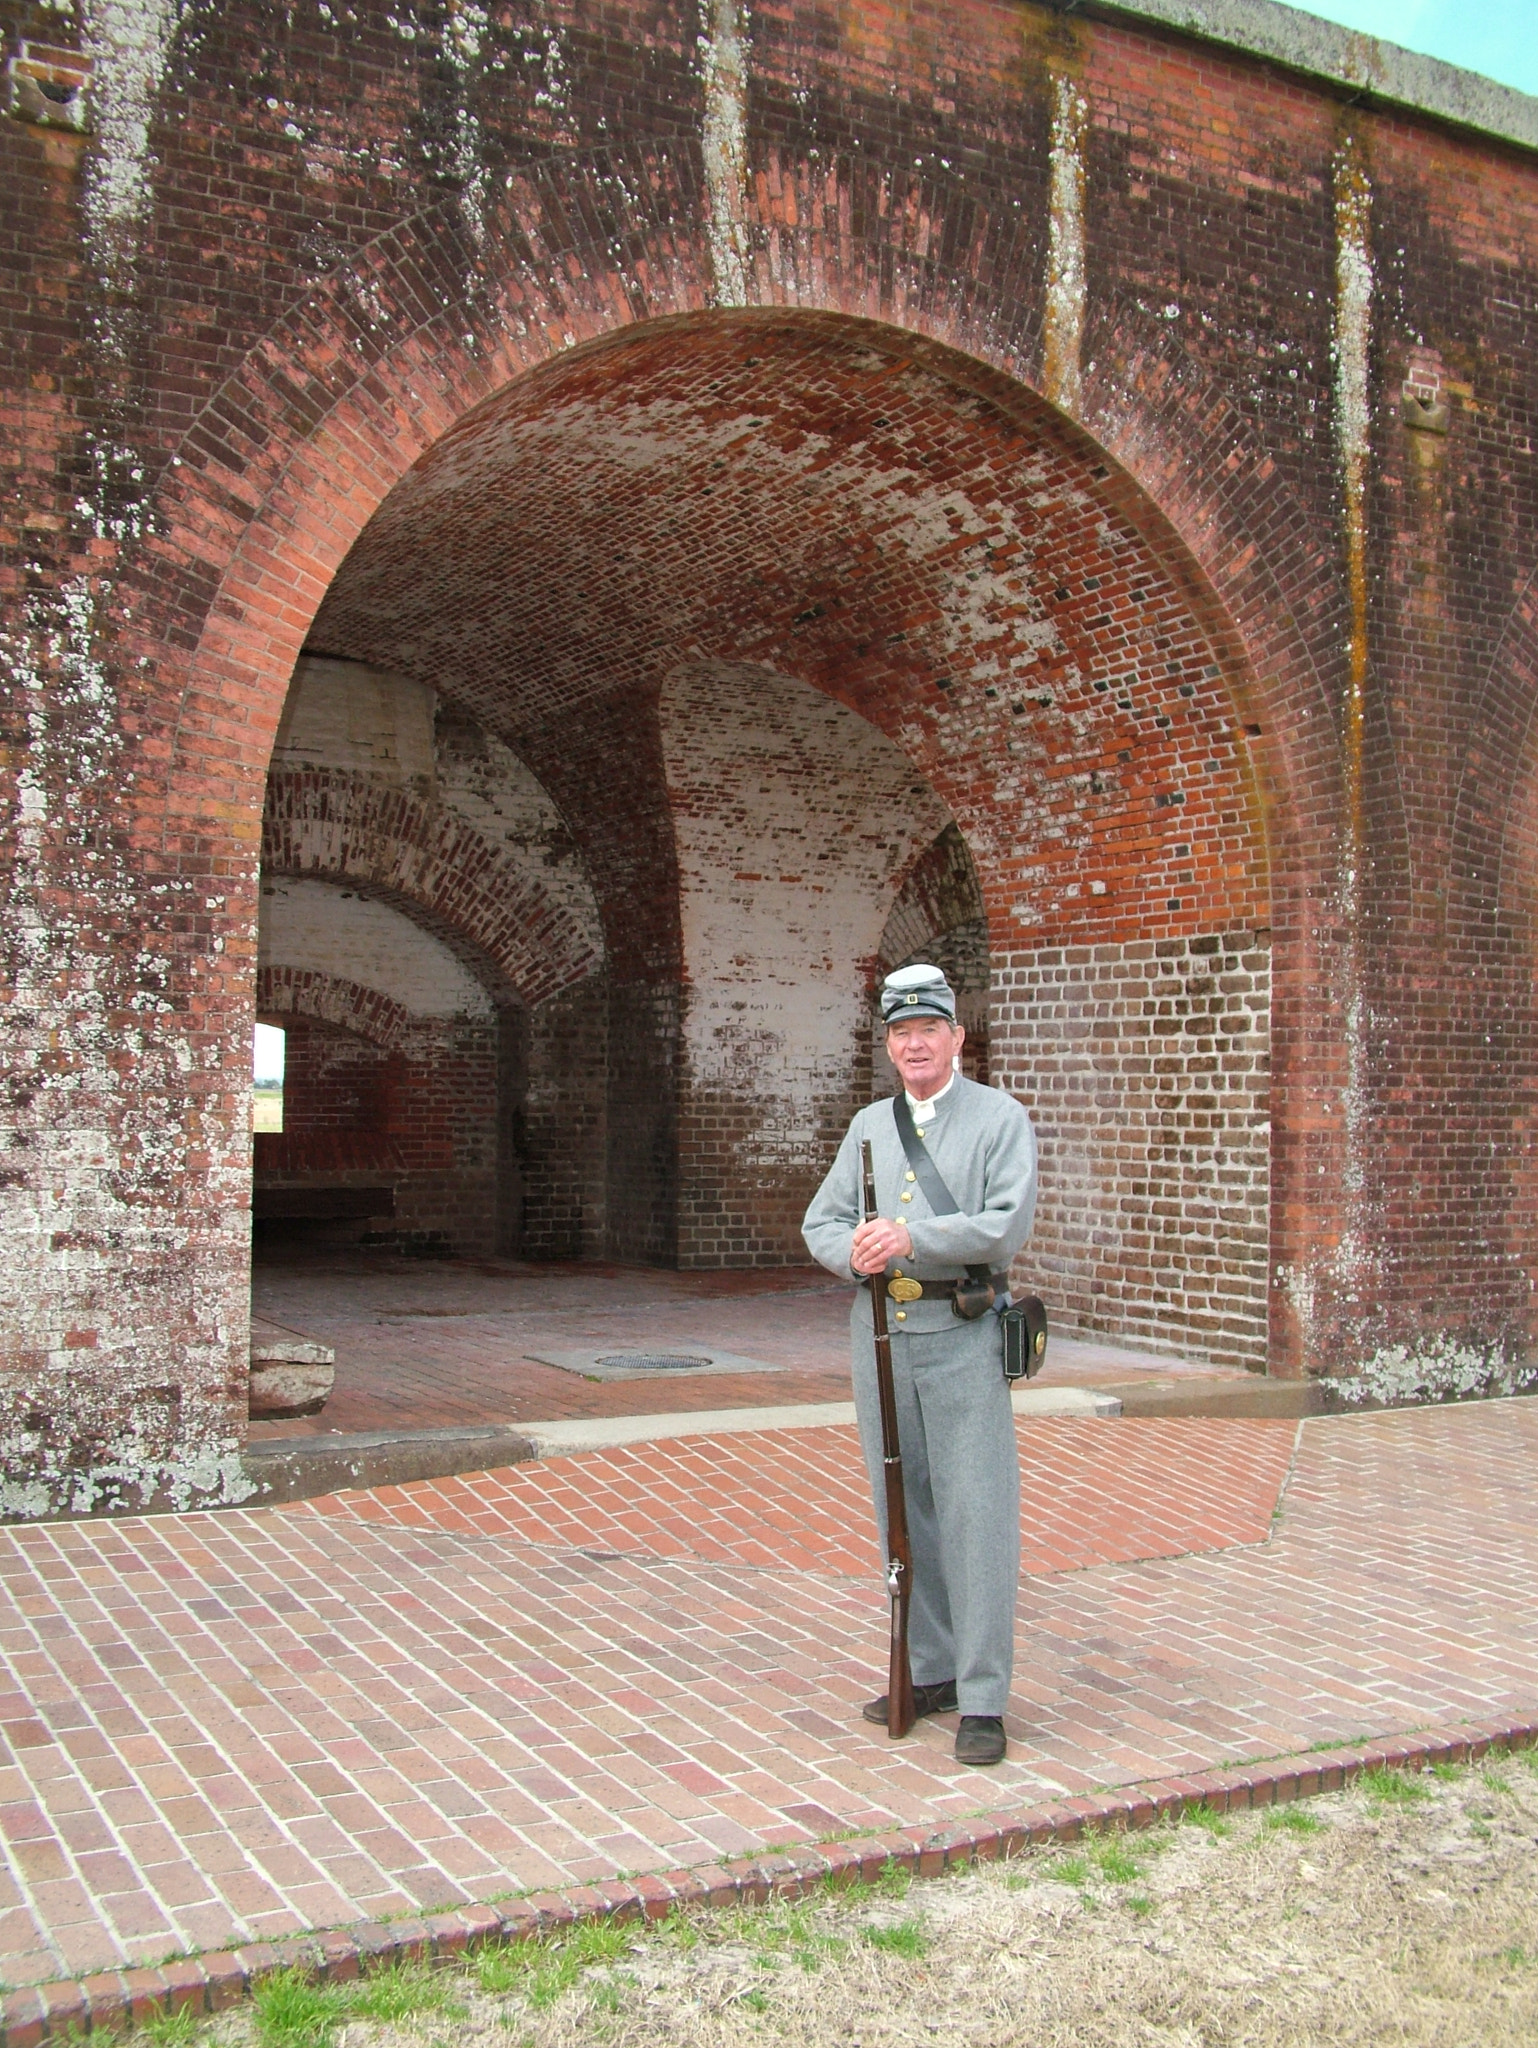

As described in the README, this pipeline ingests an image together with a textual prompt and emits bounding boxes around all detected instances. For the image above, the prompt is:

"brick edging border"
[7,1714,1534,2045]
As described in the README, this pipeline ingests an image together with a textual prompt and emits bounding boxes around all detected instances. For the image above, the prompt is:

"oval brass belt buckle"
[887,1275,924,1304]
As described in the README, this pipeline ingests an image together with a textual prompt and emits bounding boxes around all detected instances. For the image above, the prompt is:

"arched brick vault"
[257,967,417,1054]
[127,157,1352,1363]
[261,768,600,1007]
[149,162,1334,833]
[307,311,1270,961]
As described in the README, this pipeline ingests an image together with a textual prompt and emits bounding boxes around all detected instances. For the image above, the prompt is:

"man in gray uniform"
[802,964,1038,1767]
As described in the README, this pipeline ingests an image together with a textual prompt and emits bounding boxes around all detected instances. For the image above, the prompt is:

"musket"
[861,1138,916,1739]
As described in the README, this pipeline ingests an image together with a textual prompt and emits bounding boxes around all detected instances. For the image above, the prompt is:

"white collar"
[906,1070,957,1127]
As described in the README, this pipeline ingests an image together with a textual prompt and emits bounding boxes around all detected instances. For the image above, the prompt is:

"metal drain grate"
[594,1352,713,1373]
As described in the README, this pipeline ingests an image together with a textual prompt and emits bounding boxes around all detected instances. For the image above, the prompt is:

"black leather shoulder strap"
[891,1093,992,1286]
[891,1091,960,1213]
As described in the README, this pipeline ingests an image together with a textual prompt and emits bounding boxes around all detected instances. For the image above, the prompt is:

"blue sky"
[1288,0,1538,99]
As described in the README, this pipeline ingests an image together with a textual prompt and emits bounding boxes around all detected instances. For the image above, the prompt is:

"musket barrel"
[860,1138,915,1739]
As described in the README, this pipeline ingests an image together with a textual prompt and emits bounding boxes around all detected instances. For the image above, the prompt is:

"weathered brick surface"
[0,0,1535,1504]
[1002,932,1271,1368]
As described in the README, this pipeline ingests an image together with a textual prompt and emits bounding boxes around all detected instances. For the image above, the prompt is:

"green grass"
[1264,1806,1326,1837]
[1483,1767,1512,1795]
[862,1920,928,1960]
[661,1908,700,1952]
[1358,1765,1431,1806]
[140,2010,200,2048]
[757,1904,843,1960]
[254,1962,465,2048]
[1181,1801,1232,1839]
[253,1970,346,2048]
[1054,1855,1092,1890]
[1092,1840,1141,1886]
[1126,1894,1155,1919]
[472,1922,634,2010]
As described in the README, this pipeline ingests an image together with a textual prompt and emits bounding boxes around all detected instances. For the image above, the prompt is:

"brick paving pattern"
[0,1402,1532,1990]
[296,1417,1298,1578]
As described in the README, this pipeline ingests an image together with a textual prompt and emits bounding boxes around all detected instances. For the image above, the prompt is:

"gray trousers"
[850,1302,1020,1717]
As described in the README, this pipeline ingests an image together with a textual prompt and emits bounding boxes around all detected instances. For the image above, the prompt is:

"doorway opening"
[250,308,1270,1440]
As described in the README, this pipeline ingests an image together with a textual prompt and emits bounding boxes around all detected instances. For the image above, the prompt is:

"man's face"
[886,1014,965,1099]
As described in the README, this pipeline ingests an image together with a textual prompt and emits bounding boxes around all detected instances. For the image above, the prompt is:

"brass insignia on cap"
[888,1276,923,1303]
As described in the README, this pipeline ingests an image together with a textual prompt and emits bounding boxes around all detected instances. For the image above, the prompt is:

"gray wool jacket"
[801,1078,1039,1335]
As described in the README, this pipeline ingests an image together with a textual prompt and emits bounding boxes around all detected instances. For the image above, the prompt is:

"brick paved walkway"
[0,1400,1533,1990]
[296,1417,1298,1577]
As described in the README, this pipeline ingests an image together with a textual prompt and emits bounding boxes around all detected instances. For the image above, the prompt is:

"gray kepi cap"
[880,963,957,1024]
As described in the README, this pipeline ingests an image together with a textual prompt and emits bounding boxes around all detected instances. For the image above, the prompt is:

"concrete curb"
[6,1714,1533,2044]
[525,1384,1120,1456]
[244,1384,1122,1504]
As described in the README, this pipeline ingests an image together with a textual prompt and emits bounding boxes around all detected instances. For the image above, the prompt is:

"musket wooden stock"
[861,1138,915,1740]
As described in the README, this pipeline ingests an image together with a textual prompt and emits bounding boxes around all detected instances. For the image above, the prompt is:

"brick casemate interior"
[266,310,1270,1365]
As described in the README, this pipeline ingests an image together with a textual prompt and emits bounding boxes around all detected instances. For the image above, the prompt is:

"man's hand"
[851,1217,914,1275]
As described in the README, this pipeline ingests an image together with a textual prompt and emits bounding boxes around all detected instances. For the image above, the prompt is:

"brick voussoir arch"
[261,769,602,1007]
[152,144,1332,871]
[257,966,419,1053]
[1079,303,1348,846]
[152,143,712,829]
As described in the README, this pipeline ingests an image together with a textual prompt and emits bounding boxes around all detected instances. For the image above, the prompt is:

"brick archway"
[286,309,1276,1346]
[257,966,419,1053]
[98,153,1345,1398]
[261,769,600,1007]
[146,159,1331,835]
[133,166,1325,1356]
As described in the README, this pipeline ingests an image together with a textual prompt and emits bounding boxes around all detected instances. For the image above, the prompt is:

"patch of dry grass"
[194,1752,1538,2048]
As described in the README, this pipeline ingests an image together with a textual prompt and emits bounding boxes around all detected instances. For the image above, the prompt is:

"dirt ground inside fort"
[192,1754,1538,2048]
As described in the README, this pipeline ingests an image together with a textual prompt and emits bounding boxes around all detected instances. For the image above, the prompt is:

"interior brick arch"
[308,309,1273,942]
[256,966,418,1053]
[261,768,600,1007]
[252,964,504,1252]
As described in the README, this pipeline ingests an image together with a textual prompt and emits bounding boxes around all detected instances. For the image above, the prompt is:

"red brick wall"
[1001,933,1272,1368]
[1,0,1536,1508]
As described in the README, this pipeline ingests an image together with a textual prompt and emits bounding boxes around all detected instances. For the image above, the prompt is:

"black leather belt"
[865,1273,1009,1301]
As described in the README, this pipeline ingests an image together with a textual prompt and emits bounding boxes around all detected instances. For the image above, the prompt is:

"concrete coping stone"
[5,1716,1532,2046]
[1094,0,1538,154]
[241,1386,1120,1503]
[520,1384,1120,1458]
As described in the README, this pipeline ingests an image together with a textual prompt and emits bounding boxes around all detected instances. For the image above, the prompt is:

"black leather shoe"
[861,1678,959,1725]
[954,1714,1007,1766]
